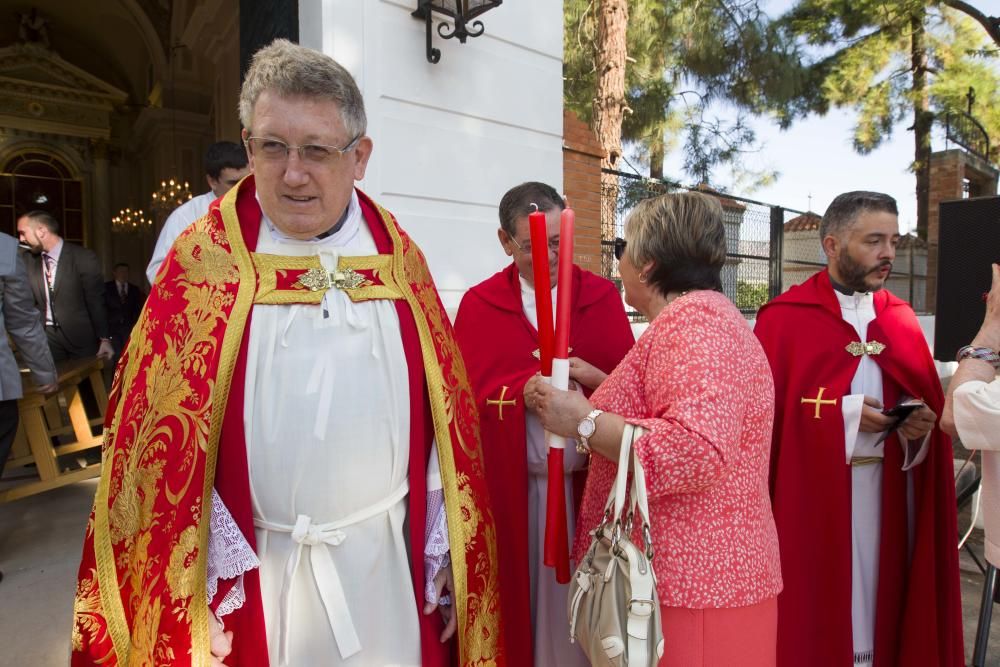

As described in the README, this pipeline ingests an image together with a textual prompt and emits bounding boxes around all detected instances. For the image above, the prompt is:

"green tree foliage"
[736,280,770,311]
[776,0,1000,237]
[564,0,805,187]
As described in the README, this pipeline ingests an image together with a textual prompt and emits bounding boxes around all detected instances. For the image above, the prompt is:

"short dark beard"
[836,252,891,293]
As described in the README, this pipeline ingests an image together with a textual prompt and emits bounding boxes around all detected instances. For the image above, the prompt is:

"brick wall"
[563,111,605,275]
[927,151,965,311]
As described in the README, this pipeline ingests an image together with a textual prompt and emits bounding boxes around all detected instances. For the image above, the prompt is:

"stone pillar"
[90,140,112,276]
[563,111,605,276]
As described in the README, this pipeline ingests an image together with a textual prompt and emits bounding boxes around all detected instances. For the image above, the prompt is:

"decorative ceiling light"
[412,0,503,63]
[151,178,192,211]
[112,207,152,232]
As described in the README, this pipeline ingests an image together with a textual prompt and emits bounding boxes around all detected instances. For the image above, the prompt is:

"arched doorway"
[0,151,84,242]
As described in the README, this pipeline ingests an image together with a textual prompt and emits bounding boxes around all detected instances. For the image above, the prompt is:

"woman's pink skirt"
[659,596,777,666]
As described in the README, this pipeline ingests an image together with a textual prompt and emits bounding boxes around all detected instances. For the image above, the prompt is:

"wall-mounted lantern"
[412,0,503,64]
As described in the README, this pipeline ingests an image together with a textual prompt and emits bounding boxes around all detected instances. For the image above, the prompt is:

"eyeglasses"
[613,237,627,261]
[245,135,362,164]
[509,234,561,255]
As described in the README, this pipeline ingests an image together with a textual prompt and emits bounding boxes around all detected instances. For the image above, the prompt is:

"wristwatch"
[956,345,1000,369]
[576,409,604,454]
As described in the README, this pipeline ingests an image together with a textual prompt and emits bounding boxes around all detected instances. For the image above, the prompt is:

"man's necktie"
[119,282,127,303]
[42,252,55,289]
[41,252,56,325]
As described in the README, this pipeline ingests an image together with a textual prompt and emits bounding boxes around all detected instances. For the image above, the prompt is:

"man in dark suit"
[104,262,145,357]
[16,210,113,362]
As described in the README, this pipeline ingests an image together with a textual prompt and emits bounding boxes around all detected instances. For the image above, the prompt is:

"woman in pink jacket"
[526,191,782,666]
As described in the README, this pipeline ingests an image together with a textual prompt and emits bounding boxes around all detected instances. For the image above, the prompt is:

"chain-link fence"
[601,169,929,319]
[601,169,791,319]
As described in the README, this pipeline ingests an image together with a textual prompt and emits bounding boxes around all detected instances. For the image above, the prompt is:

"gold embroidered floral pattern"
[455,474,501,664]
[173,229,239,287]
[87,210,242,664]
[73,569,108,654]
[167,526,199,601]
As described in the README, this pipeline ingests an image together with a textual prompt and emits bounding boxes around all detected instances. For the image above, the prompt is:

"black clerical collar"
[829,276,869,297]
[315,205,351,239]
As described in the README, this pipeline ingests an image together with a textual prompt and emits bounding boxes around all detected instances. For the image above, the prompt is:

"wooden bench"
[0,357,108,503]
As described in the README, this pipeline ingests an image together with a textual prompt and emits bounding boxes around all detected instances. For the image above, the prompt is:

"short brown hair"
[624,192,726,295]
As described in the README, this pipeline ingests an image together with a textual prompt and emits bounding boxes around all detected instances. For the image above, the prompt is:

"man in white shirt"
[145,141,250,284]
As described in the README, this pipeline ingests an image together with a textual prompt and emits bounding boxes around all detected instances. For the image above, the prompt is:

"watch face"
[578,418,596,438]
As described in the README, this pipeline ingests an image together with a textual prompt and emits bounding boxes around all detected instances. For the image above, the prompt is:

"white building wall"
[299,0,564,310]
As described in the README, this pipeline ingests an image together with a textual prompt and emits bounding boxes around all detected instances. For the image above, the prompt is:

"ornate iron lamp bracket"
[411,0,503,64]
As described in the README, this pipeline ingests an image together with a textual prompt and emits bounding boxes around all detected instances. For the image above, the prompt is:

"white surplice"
[519,276,590,667]
[836,289,928,667]
[244,191,421,667]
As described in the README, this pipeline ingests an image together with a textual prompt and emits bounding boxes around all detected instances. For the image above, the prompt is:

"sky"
[657,0,997,235]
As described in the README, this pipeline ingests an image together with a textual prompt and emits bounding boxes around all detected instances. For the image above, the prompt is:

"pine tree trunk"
[594,0,629,241]
[649,135,664,180]
[912,10,931,241]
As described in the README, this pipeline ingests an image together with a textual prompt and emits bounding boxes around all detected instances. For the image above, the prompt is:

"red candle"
[529,210,554,375]
[554,207,574,357]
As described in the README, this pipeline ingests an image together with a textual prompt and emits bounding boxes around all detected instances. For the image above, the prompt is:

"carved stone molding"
[0,42,127,140]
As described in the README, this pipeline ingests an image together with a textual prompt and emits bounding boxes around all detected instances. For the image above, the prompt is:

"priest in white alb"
[72,39,503,667]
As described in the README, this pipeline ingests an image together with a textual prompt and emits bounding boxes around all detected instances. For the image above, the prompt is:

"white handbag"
[568,424,664,666]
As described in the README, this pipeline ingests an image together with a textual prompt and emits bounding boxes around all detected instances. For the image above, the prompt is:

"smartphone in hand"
[882,401,925,421]
[875,400,926,444]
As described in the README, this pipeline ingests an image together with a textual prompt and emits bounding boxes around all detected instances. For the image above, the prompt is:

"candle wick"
[529,202,539,213]
[562,194,571,208]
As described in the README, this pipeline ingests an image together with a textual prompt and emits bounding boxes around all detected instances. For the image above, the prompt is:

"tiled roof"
[784,212,821,232]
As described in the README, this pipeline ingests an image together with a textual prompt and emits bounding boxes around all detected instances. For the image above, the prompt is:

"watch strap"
[576,409,604,454]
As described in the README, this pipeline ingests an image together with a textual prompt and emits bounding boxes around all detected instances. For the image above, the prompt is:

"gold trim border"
[92,296,156,662]
[251,252,403,304]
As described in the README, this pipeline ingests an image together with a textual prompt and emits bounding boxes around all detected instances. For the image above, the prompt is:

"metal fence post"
[909,243,915,306]
[769,206,784,300]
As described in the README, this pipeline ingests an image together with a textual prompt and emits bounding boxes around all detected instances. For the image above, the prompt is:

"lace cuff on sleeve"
[423,487,451,605]
[207,488,261,618]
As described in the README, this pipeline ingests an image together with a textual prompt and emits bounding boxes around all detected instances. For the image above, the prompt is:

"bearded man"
[754,191,963,667]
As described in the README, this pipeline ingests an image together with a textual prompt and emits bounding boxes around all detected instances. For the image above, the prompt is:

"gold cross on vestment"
[486,385,517,421]
[801,386,837,420]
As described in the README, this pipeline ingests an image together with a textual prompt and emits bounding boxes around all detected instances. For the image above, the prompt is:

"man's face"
[207,166,251,198]
[16,216,42,252]
[499,207,561,288]
[113,266,129,283]
[243,91,373,240]
[826,209,899,293]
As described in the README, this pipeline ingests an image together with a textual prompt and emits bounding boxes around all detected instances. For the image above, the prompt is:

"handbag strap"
[604,423,638,523]
[599,423,656,558]
[630,440,651,530]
